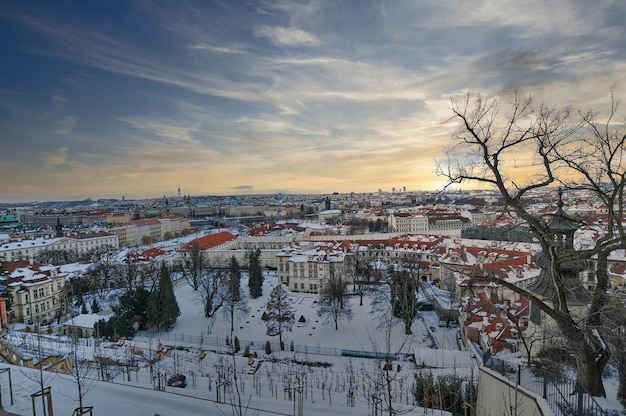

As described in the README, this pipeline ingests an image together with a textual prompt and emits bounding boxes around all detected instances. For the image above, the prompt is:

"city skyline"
[1,1,625,203]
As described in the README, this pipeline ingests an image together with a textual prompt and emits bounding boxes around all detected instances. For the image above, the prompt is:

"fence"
[138,331,416,365]
[487,356,611,416]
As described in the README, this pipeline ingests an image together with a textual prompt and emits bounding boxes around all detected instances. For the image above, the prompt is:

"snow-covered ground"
[0,271,472,415]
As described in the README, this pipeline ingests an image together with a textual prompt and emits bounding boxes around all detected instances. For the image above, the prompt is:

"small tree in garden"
[233,336,240,353]
[90,298,100,314]
[247,248,264,298]
[146,262,180,331]
[317,272,352,331]
[265,284,296,345]
[223,257,249,332]
[265,340,272,355]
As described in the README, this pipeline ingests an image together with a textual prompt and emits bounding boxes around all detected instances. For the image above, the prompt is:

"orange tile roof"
[181,231,237,251]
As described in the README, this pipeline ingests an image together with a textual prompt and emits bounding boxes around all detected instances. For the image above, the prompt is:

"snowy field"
[0,271,473,415]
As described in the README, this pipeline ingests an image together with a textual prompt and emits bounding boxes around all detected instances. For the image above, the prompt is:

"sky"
[1,0,625,203]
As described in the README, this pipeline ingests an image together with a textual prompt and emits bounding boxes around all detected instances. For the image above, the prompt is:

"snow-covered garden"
[0,270,473,415]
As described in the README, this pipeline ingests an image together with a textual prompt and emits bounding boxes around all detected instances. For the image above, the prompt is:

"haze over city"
[1,0,625,203]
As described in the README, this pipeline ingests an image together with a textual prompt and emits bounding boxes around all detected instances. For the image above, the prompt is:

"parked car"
[417,302,434,311]
[437,316,458,328]
[167,374,187,388]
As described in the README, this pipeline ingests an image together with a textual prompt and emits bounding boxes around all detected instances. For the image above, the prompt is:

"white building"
[277,240,355,294]
[0,232,119,263]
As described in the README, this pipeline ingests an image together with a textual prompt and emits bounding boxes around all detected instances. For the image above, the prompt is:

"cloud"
[188,43,249,54]
[233,185,254,192]
[40,147,69,167]
[254,25,320,47]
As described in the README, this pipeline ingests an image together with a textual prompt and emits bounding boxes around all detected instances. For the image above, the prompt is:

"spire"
[55,217,63,238]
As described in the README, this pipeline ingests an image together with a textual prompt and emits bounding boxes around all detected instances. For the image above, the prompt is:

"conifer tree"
[224,256,248,332]
[91,297,100,314]
[147,262,180,331]
[265,284,295,345]
[229,256,241,302]
[247,249,264,298]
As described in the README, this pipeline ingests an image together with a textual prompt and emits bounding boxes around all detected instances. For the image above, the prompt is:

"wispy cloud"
[40,147,69,167]
[254,25,320,47]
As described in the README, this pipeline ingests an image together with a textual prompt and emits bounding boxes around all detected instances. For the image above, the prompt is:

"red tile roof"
[180,231,237,251]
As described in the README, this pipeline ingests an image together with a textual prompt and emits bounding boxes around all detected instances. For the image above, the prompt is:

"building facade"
[3,262,68,325]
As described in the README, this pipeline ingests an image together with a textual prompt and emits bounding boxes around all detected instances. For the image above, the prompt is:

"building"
[109,217,191,247]
[276,240,355,294]
[0,213,19,230]
[2,261,69,325]
[388,212,429,233]
[0,232,119,263]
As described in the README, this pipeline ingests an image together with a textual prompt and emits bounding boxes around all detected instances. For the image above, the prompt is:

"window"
[26,307,30,316]
[300,283,304,289]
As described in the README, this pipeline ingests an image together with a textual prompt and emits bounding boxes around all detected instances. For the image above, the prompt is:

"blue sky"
[1,0,625,202]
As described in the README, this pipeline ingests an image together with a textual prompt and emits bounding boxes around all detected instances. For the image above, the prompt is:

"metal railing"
[141,330,415,362]
[487,356,611,416]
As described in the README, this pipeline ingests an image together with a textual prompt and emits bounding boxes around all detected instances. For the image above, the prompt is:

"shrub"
[265,340,272,355]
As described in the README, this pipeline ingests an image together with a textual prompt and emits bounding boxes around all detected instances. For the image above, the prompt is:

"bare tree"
[181,242,206,291]
[65,330,98,412]
[436,88,625,396]
[201,265,226,334]
[116,253,141,291]
[361,310,414,416]
[317,265,352,331]
[18,326,55,416]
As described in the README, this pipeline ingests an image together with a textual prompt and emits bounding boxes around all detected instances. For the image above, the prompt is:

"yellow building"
[3,262,68,325]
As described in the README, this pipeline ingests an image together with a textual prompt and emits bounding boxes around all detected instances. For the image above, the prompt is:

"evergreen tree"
[265,284,295,345]
[229,256,241,302]
[91,298,100,314]
[94,315,136,341]
[147,262,181,331]
[81,300,88,315]
[224,256,248,332]
[114,287,150,329]
[247,249,264,298]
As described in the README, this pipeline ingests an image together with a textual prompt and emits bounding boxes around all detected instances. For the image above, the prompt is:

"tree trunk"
[558,312,608,397]
[575,346,606,397]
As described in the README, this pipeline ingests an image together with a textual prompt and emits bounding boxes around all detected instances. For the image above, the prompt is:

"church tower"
[55,217,63,237]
